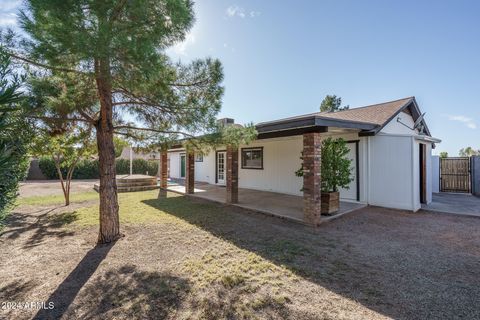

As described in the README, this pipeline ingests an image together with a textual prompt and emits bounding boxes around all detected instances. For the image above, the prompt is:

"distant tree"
[113,136,129,158]
[0,48,31,227]
[459,147,480,157]
[8,0,227,243]
[320,95,349,112]
[32,127,96,206]
[439,152,448,158]
[28,72,98,206]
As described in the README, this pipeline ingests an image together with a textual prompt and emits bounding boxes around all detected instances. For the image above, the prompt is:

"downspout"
[411,136,416,211]
[366,136,371,204]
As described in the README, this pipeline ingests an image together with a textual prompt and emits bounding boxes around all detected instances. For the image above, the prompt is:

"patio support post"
[303,132,322,226]
[185,151,195,194]
[226,146,239,204]
[160,150,168,189]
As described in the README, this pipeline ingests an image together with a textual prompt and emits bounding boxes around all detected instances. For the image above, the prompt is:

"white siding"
[431,156,440,193]
[381,111,418,135]
[426,144,433,204]
[368,135,417,211]
[168,151,182,179]
[195,151,216,184]
[170,134,367,201]
[238,137,303,196]
[167,124,434,212]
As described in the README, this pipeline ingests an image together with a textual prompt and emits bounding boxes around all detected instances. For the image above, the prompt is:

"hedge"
[38,157,159,179]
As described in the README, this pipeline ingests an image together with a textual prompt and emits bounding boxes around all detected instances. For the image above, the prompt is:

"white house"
[166,97,440,223]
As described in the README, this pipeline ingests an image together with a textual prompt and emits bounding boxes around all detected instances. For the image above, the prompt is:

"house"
[163,97,441,225]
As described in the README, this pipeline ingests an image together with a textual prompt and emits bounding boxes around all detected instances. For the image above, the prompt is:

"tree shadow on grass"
[0,209,77,249]
[65,264,190,319]
[33,243,114,320]
[0,279,39,301]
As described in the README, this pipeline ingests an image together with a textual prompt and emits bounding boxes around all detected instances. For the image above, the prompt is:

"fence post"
[472,156,480,196]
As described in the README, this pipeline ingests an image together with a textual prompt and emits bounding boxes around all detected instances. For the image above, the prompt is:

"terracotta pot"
[321,191,339,215]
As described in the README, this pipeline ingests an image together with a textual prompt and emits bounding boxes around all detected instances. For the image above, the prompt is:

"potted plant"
[295,137,353,215]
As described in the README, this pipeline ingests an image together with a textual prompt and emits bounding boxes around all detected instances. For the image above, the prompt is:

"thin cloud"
[446,115,477,129]
[226,5,260,19]
[0,0,21,12]
[170,31,196,56]
[0,0,21,26]
[0,13,17,26]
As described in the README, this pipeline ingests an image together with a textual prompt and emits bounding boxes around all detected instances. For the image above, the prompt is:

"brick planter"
[321,191,339,215]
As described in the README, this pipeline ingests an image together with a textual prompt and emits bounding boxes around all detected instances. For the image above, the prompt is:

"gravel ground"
[18,180,98,198]
[1,192,480,319]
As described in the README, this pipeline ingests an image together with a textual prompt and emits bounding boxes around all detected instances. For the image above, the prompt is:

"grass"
[9,187,480,319]
[16,191,99,206]
[14,189,299,318]
[71,190,221,227]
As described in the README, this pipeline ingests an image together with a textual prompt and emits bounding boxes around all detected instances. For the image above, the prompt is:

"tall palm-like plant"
[0,49,31,226]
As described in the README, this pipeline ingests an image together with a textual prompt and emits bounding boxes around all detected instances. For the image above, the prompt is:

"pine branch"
[8,52,89,75]
[113,125,196,138]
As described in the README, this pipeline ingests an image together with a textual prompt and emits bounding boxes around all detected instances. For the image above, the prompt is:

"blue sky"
[2,0,479,155]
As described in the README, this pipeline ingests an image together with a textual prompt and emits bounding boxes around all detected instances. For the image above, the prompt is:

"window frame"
[241,147,264,170]
[195,154,203,162]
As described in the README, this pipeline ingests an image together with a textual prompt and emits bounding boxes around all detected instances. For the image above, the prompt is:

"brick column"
[185,152,195,194]
[303,132,322,226]
[226,146,239,204]
[160,151,168,189]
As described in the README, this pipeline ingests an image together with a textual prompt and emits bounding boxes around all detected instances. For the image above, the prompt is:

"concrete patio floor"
[167,181,366,223]
[422,192,480,217]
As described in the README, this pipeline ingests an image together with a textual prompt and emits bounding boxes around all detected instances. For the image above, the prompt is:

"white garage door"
[339,142,358,201]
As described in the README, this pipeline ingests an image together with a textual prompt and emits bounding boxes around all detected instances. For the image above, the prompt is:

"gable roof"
[317,97,413,126]
[256,96,431,138]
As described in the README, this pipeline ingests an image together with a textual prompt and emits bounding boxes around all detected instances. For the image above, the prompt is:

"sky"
[2,0,479,156]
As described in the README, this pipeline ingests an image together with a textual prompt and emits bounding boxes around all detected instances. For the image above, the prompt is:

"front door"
[180,153,186,178]
[339,142,358,201]
[216,151,226,185]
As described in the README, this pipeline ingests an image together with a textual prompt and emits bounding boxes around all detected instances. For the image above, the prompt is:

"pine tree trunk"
[95,57,120,244]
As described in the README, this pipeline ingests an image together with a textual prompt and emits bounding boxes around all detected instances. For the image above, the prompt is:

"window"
[195,154,203,162]
[241,147,263,169]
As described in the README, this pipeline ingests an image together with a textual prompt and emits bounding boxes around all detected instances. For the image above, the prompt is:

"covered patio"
[167,181,366,223]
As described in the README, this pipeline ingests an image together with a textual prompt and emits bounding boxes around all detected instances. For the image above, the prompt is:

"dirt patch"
[1,193,480,319]
[19,180,98,198]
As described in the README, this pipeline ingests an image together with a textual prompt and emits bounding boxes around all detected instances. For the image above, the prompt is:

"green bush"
[73,159,99,179]
[38,156,61,179]
[116,158,158,176]
[38,157,158,179]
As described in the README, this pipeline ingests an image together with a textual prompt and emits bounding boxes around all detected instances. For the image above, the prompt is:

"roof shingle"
[317,97,414,126]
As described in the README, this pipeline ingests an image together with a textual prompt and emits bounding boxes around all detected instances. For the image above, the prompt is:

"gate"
[440,157,471,193]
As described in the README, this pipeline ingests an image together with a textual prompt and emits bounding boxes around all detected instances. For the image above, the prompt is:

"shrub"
[39,157,158,179]
[116,158,158,176]
[38,156,61,179]
[295,137,353,193]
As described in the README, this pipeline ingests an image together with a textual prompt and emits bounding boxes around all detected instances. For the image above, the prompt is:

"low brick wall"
[26,159,48,180]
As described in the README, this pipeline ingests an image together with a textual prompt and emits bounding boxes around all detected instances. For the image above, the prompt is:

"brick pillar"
[226,146,239,204]
[160,151,168,189]
[185,152,195,194]
[303,132,322,226]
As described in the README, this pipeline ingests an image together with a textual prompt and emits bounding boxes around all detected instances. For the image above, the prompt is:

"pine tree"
[8,0,225,243]
[319,95,349,112]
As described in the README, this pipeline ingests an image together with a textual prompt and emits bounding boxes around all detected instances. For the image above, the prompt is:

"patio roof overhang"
[255,115,379,139]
